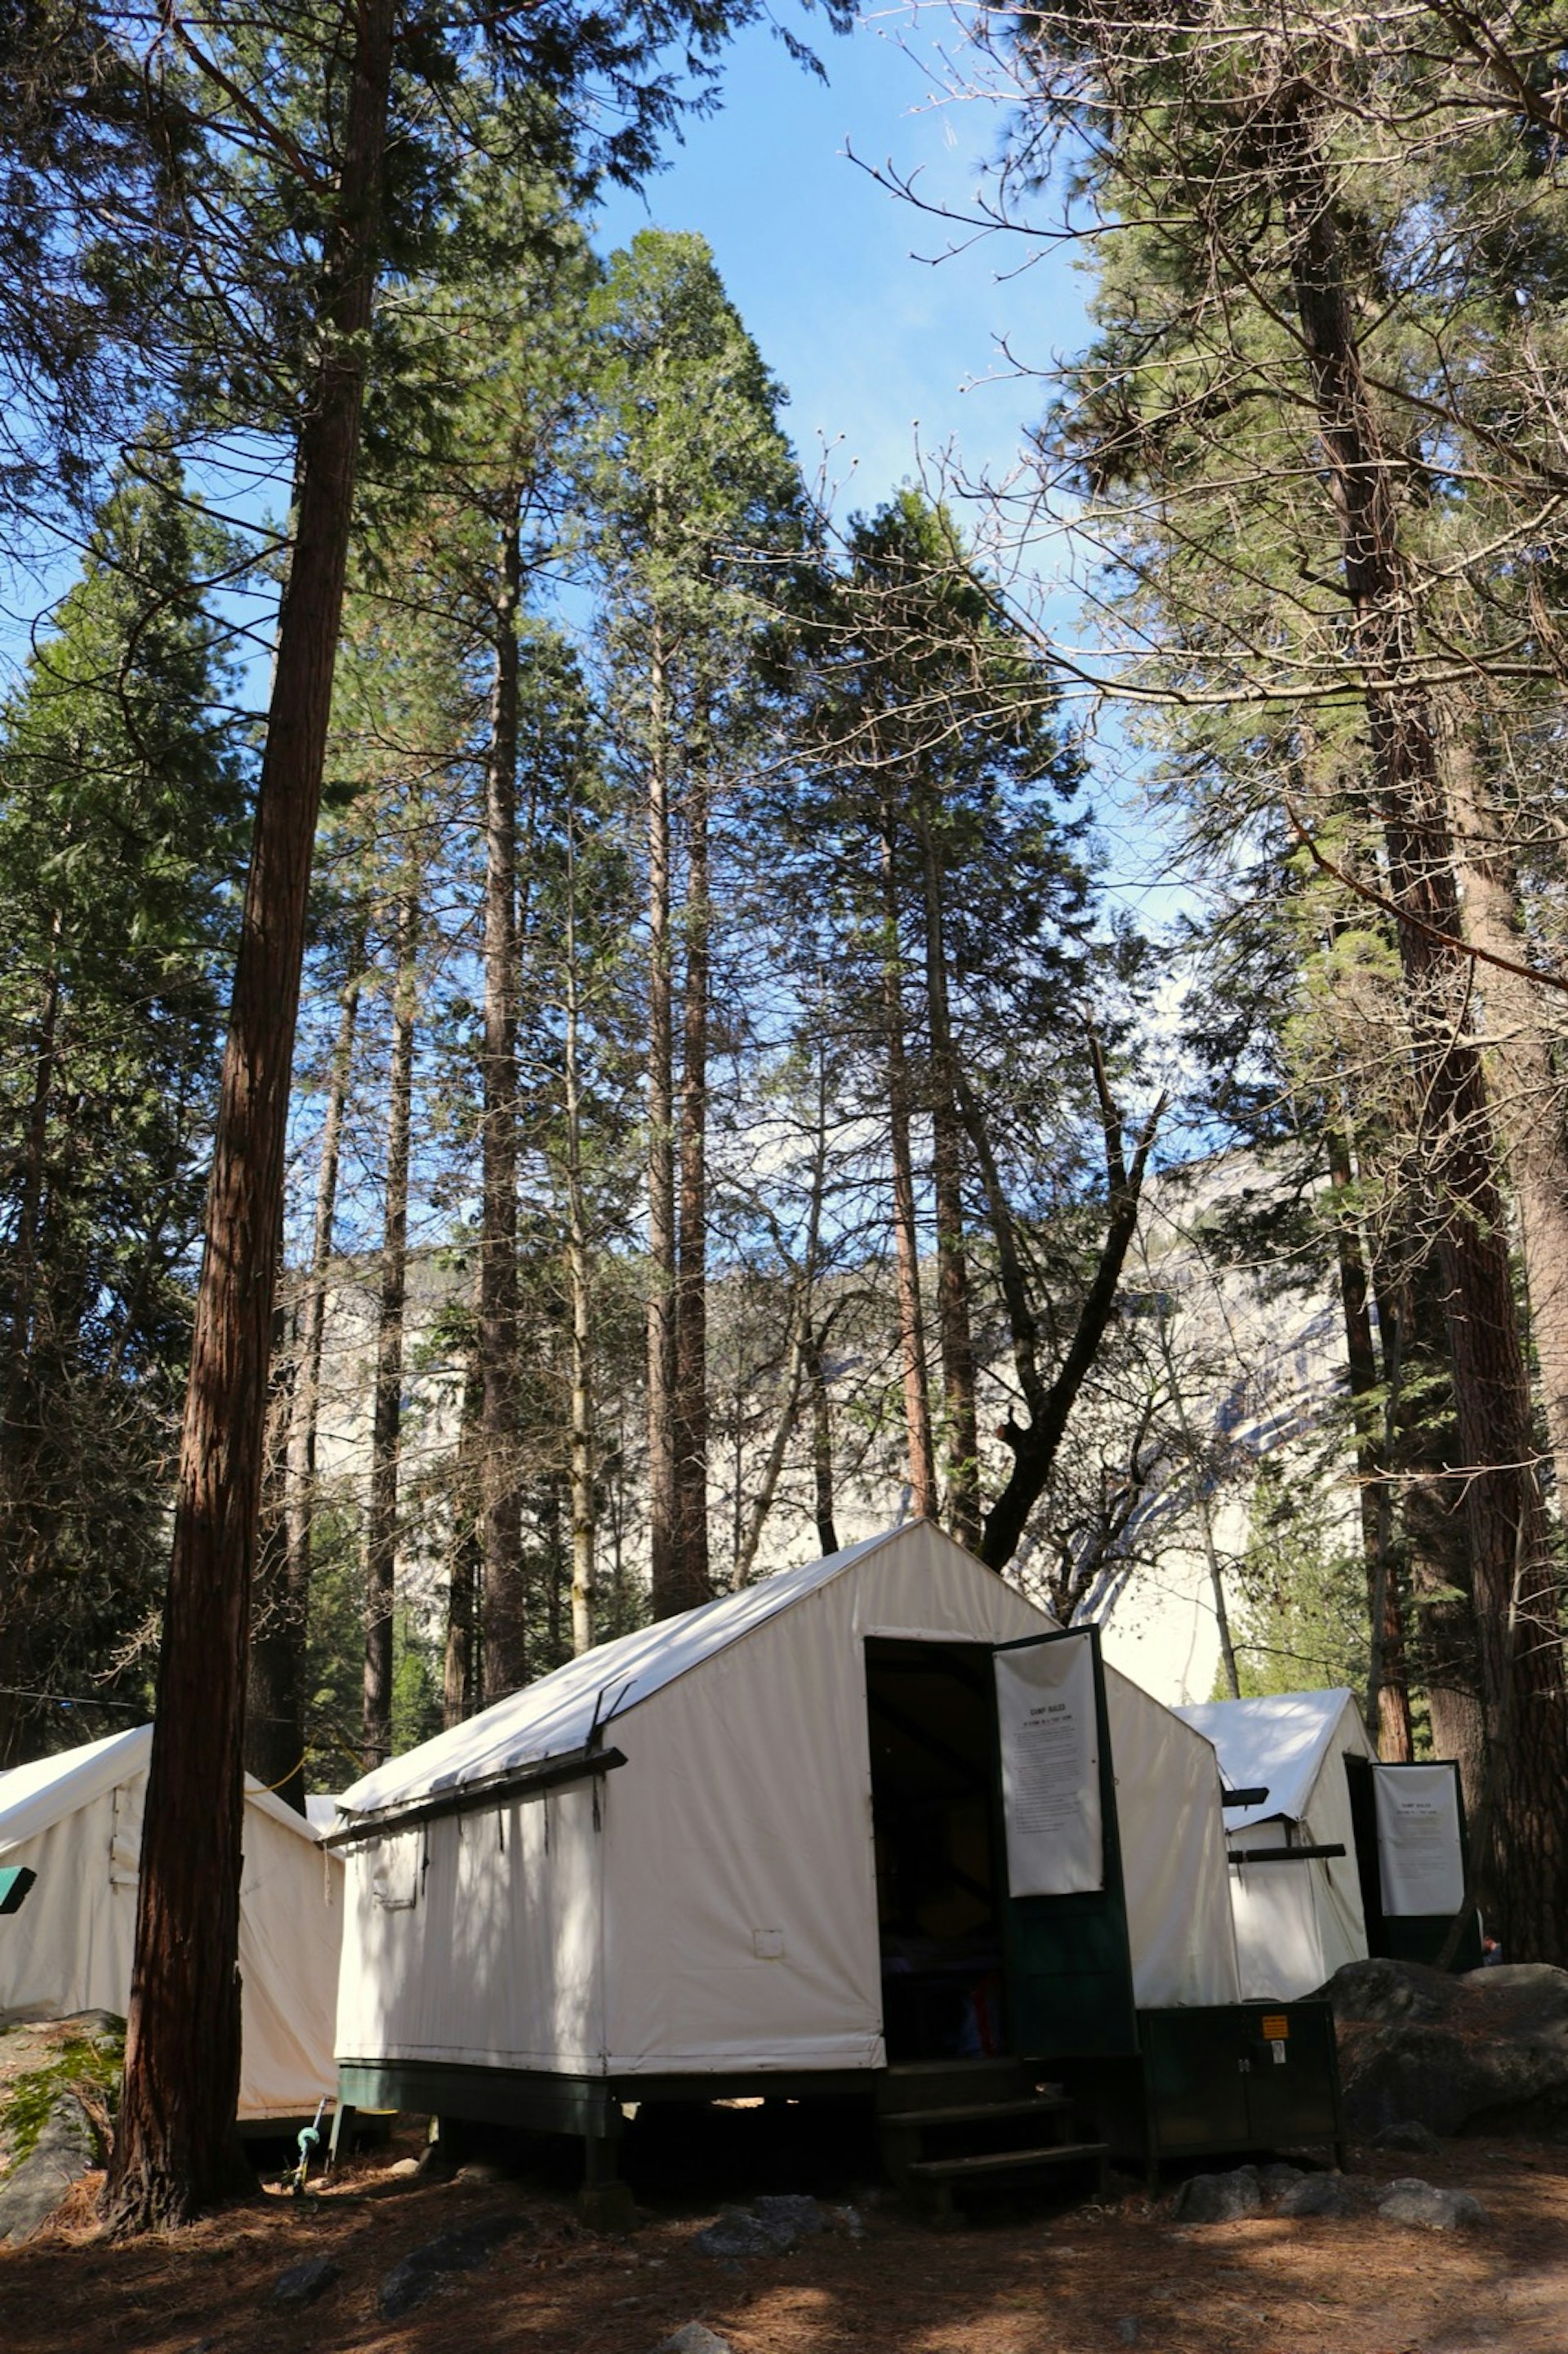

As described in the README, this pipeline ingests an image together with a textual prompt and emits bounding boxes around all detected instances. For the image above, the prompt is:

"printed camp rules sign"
[1374,1761,1466,1917]
[994,1632,1104,1897]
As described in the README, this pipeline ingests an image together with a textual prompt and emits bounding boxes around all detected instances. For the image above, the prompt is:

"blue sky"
[595,9,1091,515]
[592,26,1189,948]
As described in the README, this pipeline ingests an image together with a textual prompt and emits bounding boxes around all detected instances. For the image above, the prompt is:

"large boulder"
[1322,1959,1568,2137]
[0,2091,100,2245]
[0,2013,122,2245]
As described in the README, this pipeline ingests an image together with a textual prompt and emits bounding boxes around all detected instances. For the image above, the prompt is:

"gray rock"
[1169,2165,1262,2224]
[0,2091,99,2245]
[376,2209,523,2316]
[751,2193,826,2244]
[833,2204,866,2239]
[1321,1959,1455,2027]
[1115,2321,1140,2344]
[1276,2173,1362,2219]
[273,2255,342,2307]
[388,2156,422,2178]
[655,2328,733,2354]
[693,2194,828,2260]
[1324,1957,1568,2137]
[47,2010,124,2046]
[1372,2120,1442,2155]
[1259,2162,1304,2197]
[693,2209,780,2259]
[1462,1962,1568,2002]
[1377,2177,1486,2231]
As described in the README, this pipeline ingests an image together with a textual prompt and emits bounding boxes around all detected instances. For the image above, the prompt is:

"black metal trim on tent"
[322,1744,627,1847]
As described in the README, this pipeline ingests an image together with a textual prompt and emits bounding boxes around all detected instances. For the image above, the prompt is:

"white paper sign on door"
[994,1633,1103,1897]
[1374,1762,1465,1917]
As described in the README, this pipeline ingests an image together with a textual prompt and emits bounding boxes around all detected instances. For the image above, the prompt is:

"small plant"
[0,2028,124,2172]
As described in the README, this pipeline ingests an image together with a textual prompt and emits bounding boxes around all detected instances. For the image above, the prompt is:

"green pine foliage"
[0,444,247,1761]
[1227,1462,1369,1701]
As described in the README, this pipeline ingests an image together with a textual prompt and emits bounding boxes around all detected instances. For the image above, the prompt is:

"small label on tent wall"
[0,1864,36,1915]
[753,1929,786,1959]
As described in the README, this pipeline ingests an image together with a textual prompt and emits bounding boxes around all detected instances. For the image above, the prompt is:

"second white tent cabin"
[1174,1690,1376,2001]
[329,1523,1344,2212]
[0,1724,344,2126]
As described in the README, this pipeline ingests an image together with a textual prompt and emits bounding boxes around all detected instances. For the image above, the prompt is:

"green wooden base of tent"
[336,2001,1346,2218]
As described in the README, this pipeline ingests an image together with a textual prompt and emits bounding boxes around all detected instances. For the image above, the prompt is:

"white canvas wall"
[1182,1692,1374,2000]
[337,1523,1240,2081]
[336,1786,604,2071]
[1102,1667,1240,2010]
[0,1729,345,2120]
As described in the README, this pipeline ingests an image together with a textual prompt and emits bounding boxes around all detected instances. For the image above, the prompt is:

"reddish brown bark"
[363,889,417,1770]
[480,517,526,1701]
[101,0,397,2233]
[671,759,710,1610]
[918,821,980,1549]
[1444,726,1568,1509]
[1325,1121,1413,1759]
[1276,93,1568,1955]
[880,810,936,1521]
[246,1238,304,1811]
[443,1333,483,1728]
[646,626,680,1615]
[247,920,366,1807]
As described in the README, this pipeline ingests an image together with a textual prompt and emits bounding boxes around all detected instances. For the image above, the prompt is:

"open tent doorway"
[865,1637,1006,2062]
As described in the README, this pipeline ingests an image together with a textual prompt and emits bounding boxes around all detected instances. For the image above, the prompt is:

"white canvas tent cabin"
[330,1524,1345,2205]
[1175,1692,1483,1987]
[0,1725,345,2124]
[1174,1690,1376,2000]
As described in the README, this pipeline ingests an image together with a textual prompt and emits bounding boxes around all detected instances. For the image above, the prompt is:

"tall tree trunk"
[1379,1261,1488,1809]
[1443,721,1568,1508]
[879,810,936,1519]
[102,0,395,2232]
[732,1298,811,1588]
[363,891,417,1772]
[646,626,680,1614]
[563,821,597,1656]
[808,1326,840,1558]
[443,1332,483,1728]
[671,760,710,1609]
[917,822,980,1549]
[270,919,366,1794]
[1325,1121,1413,1759]
[967,1042,1165,1572]
[1154,1304,1241,1698]
[247,927,365,1811]
[480,517,526,1701]
[247,1251,305,1810]
[0,928,60,1761]
[1276,97,1568,1955]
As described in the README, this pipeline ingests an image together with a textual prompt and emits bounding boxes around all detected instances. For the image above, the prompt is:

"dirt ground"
[1,2110,1565,2354]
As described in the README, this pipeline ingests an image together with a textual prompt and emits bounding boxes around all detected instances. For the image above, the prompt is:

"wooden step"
[906,2140,1109,2182]
[878,2059,1032,2115]
[884,2099,1072,2134]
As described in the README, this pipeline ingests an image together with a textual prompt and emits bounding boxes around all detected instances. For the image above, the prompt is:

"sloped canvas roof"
[1174,1688,1362,1831]
[340,1525,971,1821]
[0,1723,329,1853]
[0,1725,145,1853]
